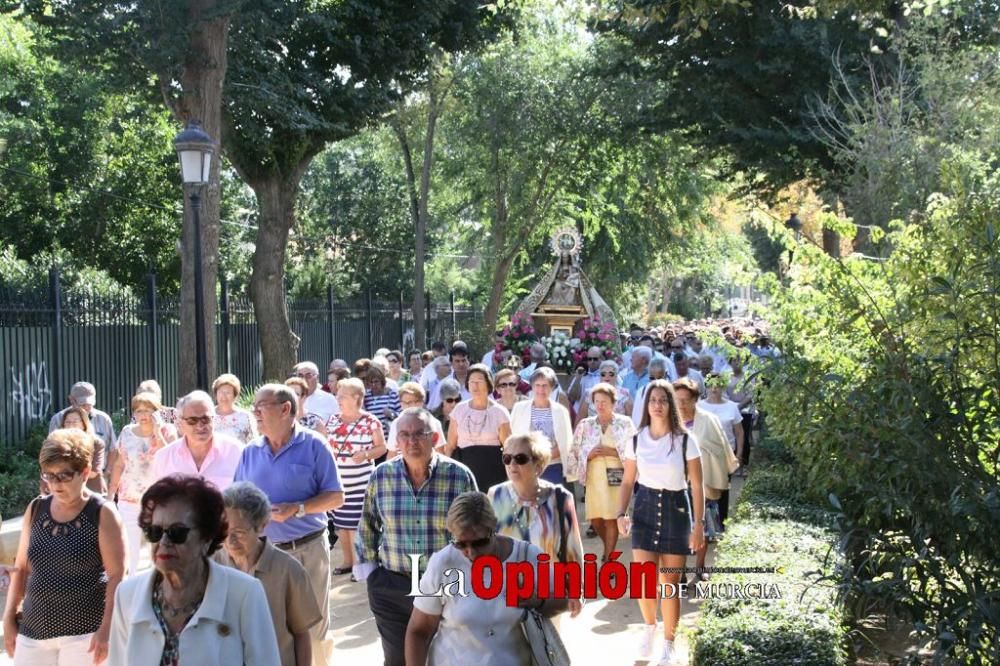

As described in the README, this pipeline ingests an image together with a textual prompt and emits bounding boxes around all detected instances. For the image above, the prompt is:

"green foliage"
[0,424,45,518]
[692,438,847,665]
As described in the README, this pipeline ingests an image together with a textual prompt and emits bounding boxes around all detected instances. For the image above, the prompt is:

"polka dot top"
[19,494,108,640]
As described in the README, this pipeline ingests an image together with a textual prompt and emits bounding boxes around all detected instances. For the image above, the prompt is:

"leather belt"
[274,528,326,551]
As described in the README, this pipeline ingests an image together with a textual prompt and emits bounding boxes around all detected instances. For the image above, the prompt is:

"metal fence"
[1,269,480,448]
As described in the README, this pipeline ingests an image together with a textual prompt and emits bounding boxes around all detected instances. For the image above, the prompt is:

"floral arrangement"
[570,315,620,367]
[498,311,538,364]
[540,332,578,372]
[704,371,732,390]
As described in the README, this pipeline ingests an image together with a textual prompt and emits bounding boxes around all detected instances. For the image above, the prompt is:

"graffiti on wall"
[10,362,52,425]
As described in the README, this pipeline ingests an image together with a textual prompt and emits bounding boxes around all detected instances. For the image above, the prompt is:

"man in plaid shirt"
[354,407,477,666]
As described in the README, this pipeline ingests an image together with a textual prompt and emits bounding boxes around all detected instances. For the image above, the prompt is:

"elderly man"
[150,391,244,490]
[235,384,344,666]
[48,380,116,455]
[630,357,670,426]
[622,345,653,398]
[518,341,548,382]
[567,345,604,411]
[355,408,477,666]
[293,361,339,423]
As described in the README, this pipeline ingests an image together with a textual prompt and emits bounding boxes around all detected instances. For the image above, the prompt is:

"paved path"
[1,478,742,664]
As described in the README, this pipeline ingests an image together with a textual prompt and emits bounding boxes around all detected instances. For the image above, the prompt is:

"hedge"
[690,440,848,666]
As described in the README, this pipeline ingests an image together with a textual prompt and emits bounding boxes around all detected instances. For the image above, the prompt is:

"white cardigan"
[509,400,574,478]
[108,559,280,666]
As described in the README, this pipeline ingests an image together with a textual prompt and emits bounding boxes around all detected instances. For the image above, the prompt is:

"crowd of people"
[0,318,769,666]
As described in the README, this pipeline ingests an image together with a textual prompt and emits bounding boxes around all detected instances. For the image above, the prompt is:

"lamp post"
[173,120,215,391]
[784,212,803,270]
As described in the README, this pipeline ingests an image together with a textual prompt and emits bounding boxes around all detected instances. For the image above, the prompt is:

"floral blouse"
[116,425,161,504]
[487,480,583,566]
[213,409,257,444]
[566,414,637,484]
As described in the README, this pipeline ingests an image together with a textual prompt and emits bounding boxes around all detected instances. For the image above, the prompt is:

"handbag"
[605,466,623,486]
[517,541,571,666]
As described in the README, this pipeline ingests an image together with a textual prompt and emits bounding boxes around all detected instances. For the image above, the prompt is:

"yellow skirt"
[585,456,625,521]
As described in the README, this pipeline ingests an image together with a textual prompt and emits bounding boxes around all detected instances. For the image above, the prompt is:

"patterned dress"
[213,408,257,444]
[487,481,583,566]
[326,412,382,531]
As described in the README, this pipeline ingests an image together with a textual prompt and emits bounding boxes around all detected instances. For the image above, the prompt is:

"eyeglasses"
[397,430,432,442]
[443,397,461,404]
[497,382,517,389]
[452,535,493,550]
[388,358,400,364]
[143,523,194,545]
[41,470,78,484]
[502,453,532,466]
[182,416,213,427]
[252,401,280,412]
[587,356,601,361]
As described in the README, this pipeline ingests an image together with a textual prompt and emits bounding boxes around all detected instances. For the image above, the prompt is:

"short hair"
[40,429,94,473]
[599,360,619,375]
[256,383,299,416]
[432,356,451,369]
[466,363,494,393]
[672,351,688,363]
[293,361,320,376]
[398,381,426,401]
[338,377,366,401]
[438,378,463,399]
[672,377,701,399]
[222,481,272,529]
[284,376,309,396]
[60,406,93,433]
[421,350,435,363]
[212,373,242,397]
[328,367,351,381]
[353,358,372,377]
[366,364,387,384]
[431,341,447,352]
[387,350,403,363]
[397,406,434,429]
[494,368,517,386]
[176,390,216,416]
[140,475,228,556]
[446,491,498,535]
[449,341,469,359]
[504,431,552,469]
[370,356,390,375]
[131,391,163,413]
[649,357,668,374]
[530,366,558,389]
[633,346,653,362]
[589,382,618,405]
[409,350,423,360]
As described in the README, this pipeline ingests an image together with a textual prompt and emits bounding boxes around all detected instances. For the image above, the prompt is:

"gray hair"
[370,356,390,374]
[446,491,498,535]
[222,481,272,529]
[176,390,216,416]
[649,357,668,374]
[530,366,558,388]
[438,378,463,399]
[599,360,619,376]
[255,383,299,415]
[633,346,653,363]
[432,356,452,369]
[397,406,434,429]
[292,361,319,376]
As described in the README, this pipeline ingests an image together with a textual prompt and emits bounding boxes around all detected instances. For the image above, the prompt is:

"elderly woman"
[363,365,402,440]
[509,367,572,484]
[212,374,257,444]
[698,372,744,532]
[405,492,567,665]
[109,391,173,574]
[385,350,410,383]
[59,406,108,494]
[218,482,321,666]
[3,429,126,664]
[674,378,738,579]
[327,377,387,578]
[616,380,704,665]
[578,360,631,420]
[284,377,326,434]
[136,379,178,428]
[387,382,445,457]
[488,433,583,616]
[107,475,280,665]
[431,378,463,443]
[567,382,636,562]
[493,368,525,413]
[446,364,512,490]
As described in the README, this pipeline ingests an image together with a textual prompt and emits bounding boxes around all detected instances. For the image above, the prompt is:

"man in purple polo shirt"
[234,383,344,666]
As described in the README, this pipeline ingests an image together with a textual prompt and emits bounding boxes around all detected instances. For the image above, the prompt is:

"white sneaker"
[656,640,676,665]
[637,624,657,658]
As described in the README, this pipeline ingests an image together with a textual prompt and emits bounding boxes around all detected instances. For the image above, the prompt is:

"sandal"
[332,566,352,576]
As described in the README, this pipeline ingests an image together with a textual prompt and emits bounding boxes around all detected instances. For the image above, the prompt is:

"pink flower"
[577,331,586,340]
[525,327,535,334]
[512,331,520,338]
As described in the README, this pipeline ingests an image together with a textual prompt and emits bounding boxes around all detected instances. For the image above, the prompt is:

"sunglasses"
[452,535,493,550]
[600,372,617,377]
[502,452,532,466]
[143,523,194,545]
[182,416,213,427]
[41,470,78,484]
[497,382,517,389]
[587,357,601,361]
[443,397,461,404]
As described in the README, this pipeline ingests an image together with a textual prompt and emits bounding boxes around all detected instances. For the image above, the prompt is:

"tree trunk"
[394,120,424,348]
[483,248,518,339]
[174,1,230,394]
[250,177,300,381]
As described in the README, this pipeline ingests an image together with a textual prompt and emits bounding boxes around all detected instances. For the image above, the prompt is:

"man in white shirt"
[567,345,604,411]
[423,356,453,409]
[150,391,244,490]
[419,341,449,387]
[294,361,339,423]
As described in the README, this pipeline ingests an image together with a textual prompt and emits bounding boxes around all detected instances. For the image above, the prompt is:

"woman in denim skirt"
[616,380,704,666]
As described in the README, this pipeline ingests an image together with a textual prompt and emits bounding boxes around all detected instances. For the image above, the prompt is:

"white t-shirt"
[386,413,446,452]
[697,399,742,450]
[413,540,546,666]
[624,428,701,491]
[304,389,339,423]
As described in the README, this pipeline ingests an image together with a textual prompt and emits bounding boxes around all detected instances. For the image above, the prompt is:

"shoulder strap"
[683,433,689,485]
[555,486,567,563]
[632,433,638,455]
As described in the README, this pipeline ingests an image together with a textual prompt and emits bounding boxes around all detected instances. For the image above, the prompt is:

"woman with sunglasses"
[431,379,463,443]
[405,491,567,665]
[384,350,410,383]
[616,380,704,665]
[445,365,511,490]
[107,474,279,665]
[492,368,525,413]
[577,360,632,421]
[108,391,173,574]
[488,433,584,617]
[3,429,126,665]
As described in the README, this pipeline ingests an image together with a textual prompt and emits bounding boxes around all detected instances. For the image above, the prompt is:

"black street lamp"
[785,212,803,241]
[173,120,215,391]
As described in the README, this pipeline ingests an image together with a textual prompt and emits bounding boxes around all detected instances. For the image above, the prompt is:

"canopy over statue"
[516,227,620,348]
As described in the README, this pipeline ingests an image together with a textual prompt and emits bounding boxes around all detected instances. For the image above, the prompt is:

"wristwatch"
[295,503,307,518]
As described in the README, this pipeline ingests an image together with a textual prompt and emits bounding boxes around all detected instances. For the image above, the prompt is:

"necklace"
[155,582,202,619]
[465,407,489,436]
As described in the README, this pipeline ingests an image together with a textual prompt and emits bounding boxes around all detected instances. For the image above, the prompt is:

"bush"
[691,439,848,666]
[0,425,44,519]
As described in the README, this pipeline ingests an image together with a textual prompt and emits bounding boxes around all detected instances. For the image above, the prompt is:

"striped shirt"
[355,453,477,575]
[529,405,556,443]
[364,389,402,433]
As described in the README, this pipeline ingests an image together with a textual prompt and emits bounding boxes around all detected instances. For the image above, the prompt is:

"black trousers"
[368,566,415,666]
[740,412,754,466]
